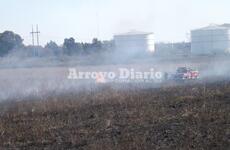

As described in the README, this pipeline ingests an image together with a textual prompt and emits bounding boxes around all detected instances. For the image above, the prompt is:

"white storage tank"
[114,31,155,55]
[191,24,230,55]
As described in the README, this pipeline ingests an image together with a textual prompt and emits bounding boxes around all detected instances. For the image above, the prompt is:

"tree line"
[0,31,114,57]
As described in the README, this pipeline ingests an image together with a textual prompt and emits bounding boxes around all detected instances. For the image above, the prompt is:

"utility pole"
[30,25,40,56]
[95,0,100,39]
[36,25,40,46]
[96,12,100,39]
[30,25,35,46]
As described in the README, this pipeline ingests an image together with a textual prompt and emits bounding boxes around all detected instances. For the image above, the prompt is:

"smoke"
[200,57,230,81]
[1,47,230,102]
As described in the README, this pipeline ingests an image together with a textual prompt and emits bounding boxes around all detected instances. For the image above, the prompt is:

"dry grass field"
[0,81,229,149]
[0,57,230,149]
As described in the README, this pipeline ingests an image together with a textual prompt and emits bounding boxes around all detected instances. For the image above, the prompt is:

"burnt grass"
[0,81,229,150]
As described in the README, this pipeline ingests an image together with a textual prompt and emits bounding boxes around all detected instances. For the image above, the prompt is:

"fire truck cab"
[174,67,199,80]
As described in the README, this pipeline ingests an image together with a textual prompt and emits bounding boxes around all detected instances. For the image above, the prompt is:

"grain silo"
[114,31,155,55]
[191,24,230,55]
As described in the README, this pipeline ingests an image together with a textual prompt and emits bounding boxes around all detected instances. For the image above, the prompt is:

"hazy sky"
[0,0,230,45]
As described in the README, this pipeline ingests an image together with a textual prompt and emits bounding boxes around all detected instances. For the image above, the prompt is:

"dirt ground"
[0,81,229,149]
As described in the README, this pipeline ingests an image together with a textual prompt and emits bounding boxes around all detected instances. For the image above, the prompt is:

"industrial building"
[191,24,230,55]
[114,31,155,55]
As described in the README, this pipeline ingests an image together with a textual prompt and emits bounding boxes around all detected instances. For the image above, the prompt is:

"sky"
[0,0,230,46]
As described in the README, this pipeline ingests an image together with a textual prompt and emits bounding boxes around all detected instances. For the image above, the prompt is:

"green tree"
[45,41,60,55]
[0,31,23,56]
[92,38,102,50]
[63,37,77,55]
[45,41,59,50]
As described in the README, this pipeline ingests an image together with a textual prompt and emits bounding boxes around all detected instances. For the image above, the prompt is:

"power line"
[30,25,41,56]
[30,25,40,46]
[36,25,40,46]
[30,25,35,46]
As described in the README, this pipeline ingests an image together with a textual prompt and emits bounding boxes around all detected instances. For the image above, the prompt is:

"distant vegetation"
[0,31,114,57]
[0,31,192,58]
[0,31,24,56]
